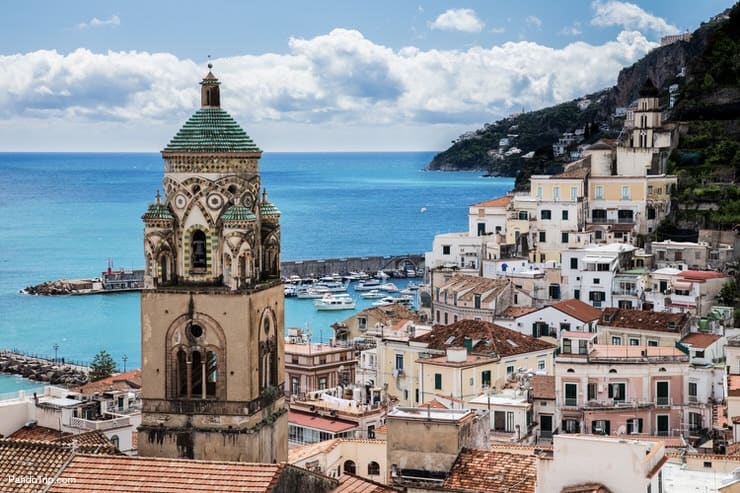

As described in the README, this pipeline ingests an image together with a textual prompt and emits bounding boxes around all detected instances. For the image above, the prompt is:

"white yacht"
[371,296,398,307]
[379,282,399,292]
[296,286,328,299]
[355,279,382,291]
[360,289,385,299]
[314,293,356,311]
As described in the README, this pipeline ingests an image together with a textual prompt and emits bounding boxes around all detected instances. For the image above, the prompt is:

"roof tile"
[443,448,536,493]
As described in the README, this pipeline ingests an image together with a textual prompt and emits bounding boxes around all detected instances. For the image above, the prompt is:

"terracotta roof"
[679,270,726,281]
[443,448,536,493]
[0,439,74,493]
[9,425,72,442]
[419,353,497,368]
[551,164,591,179]
[499,306,540,318]
[471,195,513,208]
[418,398,451,409]
[561,331,595,339]
[561,484,613,493]
[552,299,602,322]
[288,438,341,464]
[289,411,358,434]
[75,369,142,394]
[374,424,387,435]
[599,308,689,333]
[48,454,289,492]
[413,320,556,357]
[340,304,424,328]
[530,375,555,400]
[55,431,117,453]
[332,474,401,493]
[438,275,512,304]
[680,333,721,349]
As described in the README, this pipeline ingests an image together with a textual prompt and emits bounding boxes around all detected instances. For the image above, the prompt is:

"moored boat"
[314,293,356,311]
[360,289,385,299]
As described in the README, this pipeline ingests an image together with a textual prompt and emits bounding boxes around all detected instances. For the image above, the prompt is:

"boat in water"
[360,289,385,299]
[314,293,356,311]
[296,286,328,299]
[355,279,382,291]
[379,282,399,292]
[315,280,348,292]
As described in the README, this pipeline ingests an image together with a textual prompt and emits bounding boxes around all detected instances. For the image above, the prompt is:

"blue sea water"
[0,152,513,382]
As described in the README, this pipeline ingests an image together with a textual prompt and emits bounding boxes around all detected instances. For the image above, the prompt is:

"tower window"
[189,324,203,338]
[192,230,207,269]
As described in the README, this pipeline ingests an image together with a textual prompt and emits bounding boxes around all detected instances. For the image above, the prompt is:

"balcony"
[612,289,639,296]
[583,399,653,410]
[564,398,578,407]
[69,414,131,431]
[589,218,635,225]
[655,397,671,407]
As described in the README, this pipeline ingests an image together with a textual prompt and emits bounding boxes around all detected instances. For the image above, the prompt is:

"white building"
[561,243,637,308]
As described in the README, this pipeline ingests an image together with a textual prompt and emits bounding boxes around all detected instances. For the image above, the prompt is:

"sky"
[0,1,734,152]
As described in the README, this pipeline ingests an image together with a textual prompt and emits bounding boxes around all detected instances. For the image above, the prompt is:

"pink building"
[556,341,692,437]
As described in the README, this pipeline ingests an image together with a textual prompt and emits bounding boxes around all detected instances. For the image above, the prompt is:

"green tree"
[89,350,117,381]
[719,280,738,306]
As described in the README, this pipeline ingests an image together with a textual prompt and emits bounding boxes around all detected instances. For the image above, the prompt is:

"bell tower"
[138,65,287,462]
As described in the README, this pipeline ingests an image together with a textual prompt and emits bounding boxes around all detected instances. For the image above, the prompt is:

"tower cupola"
[200,63,221,109]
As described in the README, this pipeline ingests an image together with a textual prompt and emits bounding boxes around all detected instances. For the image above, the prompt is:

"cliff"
[427,5,733,177]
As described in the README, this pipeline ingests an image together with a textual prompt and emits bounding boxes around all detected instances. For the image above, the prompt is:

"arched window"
[192,230,207,269]
[191,350,203,397]
[609,369,617,374]
[176,349,187,397]
[206,350,217,398]
[343,460,356,475]
[367,461,380,476]
[566,368,575,373]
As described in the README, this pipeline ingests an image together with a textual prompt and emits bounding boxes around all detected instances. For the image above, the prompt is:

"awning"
[672,281,692,290]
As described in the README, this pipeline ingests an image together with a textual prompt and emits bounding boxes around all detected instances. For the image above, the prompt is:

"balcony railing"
[69,414,131,431]
[589,218,635,225]
[565,398,578,407]
[612,289,639,296]
[656,396,671,406]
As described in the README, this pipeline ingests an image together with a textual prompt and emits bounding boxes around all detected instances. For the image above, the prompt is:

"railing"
[612,289,639,296]
[69,414,131,431]
[589,218,635,225]
[656,396,671,406]
[564,398,578,407]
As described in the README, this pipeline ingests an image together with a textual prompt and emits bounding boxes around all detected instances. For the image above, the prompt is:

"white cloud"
[558,22,583,36]
[430,9,484,33]
[591,1,678,36]
[0,28,658,150]
[77,15,121,30]
[525,15,542,29]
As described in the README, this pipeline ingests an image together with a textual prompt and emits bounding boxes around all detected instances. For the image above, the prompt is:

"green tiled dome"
[163,109,260,153]
[222,205,256,221]
[142,203,174,220]
[260,202,281,217]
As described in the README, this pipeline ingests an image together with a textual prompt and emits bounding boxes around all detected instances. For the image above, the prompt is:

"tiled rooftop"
[48,454,287,492]
[470,195,513,208]
[443,448,536,493]
[332,474,400,493]
[288,411,358,433]
[680,333,721,349]
[162,108,260,154]
[599,308,689,333]
[530,375,555,400]
[9,425,72,442]
[499,306,540,318]
[552,299,602,322]
[0,439,74,493]
[413,320,556,357]
[75,369,142,394]
[438,275,511,303]
[678,270,726,281]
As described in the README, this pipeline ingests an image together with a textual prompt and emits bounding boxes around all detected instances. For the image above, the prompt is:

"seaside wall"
[281,254,425,278]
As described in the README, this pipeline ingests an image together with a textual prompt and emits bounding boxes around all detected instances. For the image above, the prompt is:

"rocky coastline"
[22,279,97,296]
[0,352,89,387]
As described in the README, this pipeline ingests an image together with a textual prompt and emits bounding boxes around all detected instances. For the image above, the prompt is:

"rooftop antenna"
[207,54,213,70]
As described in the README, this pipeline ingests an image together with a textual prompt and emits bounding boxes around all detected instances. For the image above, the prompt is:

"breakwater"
[280,254,425,279]
[0,351,89,387]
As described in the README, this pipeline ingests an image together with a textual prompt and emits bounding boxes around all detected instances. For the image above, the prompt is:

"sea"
[0,152,513,391]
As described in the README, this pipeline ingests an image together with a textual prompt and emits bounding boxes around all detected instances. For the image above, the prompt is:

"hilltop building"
[138,67,287,462]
